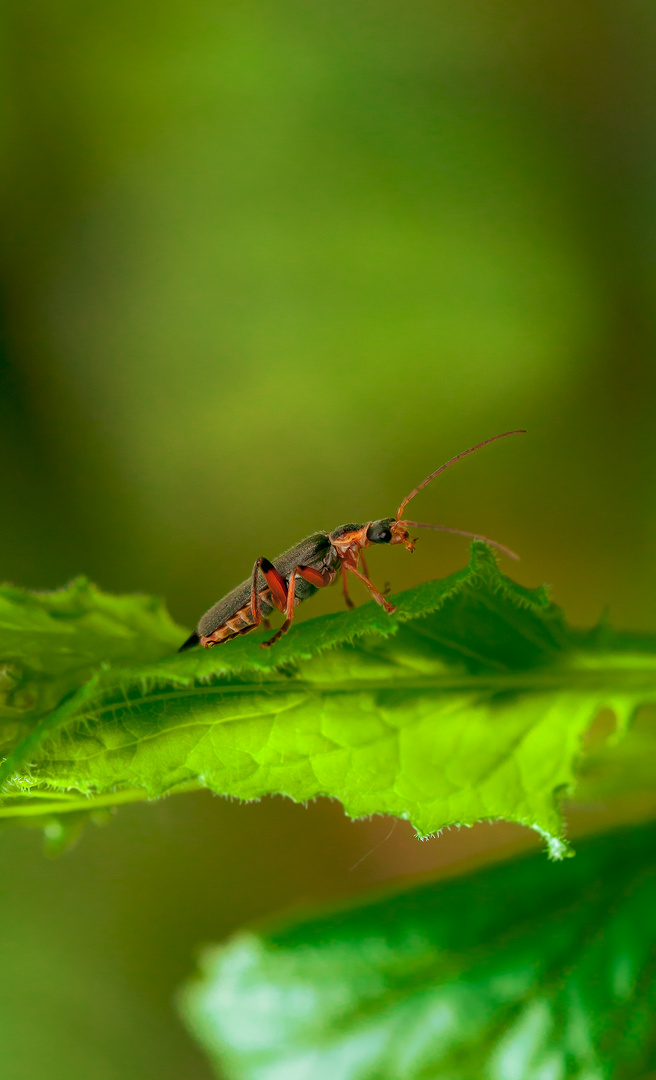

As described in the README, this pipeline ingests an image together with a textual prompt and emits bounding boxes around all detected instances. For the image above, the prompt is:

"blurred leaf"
[179,821,656,1080]
[1,543,656,852]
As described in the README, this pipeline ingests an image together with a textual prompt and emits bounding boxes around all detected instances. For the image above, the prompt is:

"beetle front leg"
[346,565,396,614]
[341,565,355,609]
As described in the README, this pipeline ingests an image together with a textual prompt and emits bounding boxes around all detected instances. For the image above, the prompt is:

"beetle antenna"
[395,430,526,520]
[400,521,519,560]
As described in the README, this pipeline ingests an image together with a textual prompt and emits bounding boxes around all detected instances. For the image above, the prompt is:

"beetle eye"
[368,523,392,543]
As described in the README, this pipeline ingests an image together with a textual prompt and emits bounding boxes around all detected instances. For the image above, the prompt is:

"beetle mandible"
[179,430,525,652]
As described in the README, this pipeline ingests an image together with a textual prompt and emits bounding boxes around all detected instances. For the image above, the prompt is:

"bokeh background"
[2,3,656,1077]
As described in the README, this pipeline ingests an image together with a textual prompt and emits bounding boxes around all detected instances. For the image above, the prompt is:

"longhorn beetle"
[179,430,525,652]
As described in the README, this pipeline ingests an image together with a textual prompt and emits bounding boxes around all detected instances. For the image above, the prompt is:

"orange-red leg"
[261,567,297,647]
[297,564,331,588]
[358,550,390,595]
[359,551,390,597]
[250,557,289,642]
[260,563,335,647]
[341,565,355,609]
[256,557,288,613]
[347,565,396,613]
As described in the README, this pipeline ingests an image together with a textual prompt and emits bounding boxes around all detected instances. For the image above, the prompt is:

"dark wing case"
[196,532,334,638]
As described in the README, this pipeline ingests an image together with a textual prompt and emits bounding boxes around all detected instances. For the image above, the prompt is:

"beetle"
[179,430,525,651]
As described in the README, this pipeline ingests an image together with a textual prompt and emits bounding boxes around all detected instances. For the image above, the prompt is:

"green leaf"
[2,543,656,852]
[179,821,656,1080]
[0,574,184,784]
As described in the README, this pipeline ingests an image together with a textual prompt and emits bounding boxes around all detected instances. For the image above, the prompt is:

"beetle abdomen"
[197,582,273,639]
[201,594,271,646]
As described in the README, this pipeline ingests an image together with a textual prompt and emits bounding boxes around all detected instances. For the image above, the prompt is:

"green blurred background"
[2,2,656,1077]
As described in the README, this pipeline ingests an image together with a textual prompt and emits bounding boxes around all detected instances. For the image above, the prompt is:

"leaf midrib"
[89,659,656,718]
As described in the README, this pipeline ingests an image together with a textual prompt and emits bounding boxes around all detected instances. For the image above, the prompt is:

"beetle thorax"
[328,522,371,567]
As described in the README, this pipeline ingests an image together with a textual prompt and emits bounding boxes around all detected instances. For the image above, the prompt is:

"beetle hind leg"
[261,565,296,648]
[260,563,335,648]
[257,558,288,613]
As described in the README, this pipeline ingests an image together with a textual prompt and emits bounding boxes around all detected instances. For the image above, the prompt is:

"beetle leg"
[250,557,281,623]
[359,551,370,580]
[261,566,299,647]
[346,565,397,614]
[260,564,334,648]
[297,564,333,588]
[257,557,288,613]
[341,564,355,609]
[251,557,289,643]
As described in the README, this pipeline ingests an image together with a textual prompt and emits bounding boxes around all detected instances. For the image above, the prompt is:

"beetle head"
[367,518,416,552]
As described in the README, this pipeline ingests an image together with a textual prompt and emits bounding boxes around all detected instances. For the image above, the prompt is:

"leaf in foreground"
[2,544,656,851]
[179,821,656,1080]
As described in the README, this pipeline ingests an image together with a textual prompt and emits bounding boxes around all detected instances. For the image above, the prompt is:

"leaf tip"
[533,826,573,861]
